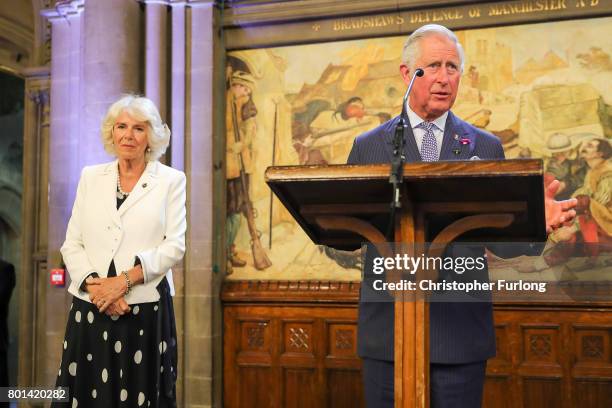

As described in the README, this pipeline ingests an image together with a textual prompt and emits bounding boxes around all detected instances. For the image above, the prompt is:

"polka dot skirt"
[53,281,177,408]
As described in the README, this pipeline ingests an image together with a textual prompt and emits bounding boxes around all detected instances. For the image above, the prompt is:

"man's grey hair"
[401,24,465,73]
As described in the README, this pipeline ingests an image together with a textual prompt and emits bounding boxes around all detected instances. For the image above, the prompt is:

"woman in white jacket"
[54,95,186,408]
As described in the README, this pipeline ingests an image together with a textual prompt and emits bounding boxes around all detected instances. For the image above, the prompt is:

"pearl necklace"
[116,172,130,199]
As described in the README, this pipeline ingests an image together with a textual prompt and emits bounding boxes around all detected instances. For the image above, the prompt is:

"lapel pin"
[454,134,459,140]
[142,183,147,188]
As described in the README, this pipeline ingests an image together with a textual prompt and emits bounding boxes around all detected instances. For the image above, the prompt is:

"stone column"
[41,0,85,387]
[80,0,143,167]
[184,2,221,407]
[170,2,186,172]
[144,1,169,120]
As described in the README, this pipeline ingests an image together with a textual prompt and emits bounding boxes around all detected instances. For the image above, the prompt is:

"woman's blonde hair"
[101,95,171,162]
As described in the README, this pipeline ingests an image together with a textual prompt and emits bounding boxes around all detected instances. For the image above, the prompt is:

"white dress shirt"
[406,105,448,159]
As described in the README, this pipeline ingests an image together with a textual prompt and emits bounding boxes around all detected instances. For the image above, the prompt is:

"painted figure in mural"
[292,97,378,165]
[463,108,519,147]
[55,95,185,407]
[467,65,483,104]
[543,133,587,201]
[544,137,612,266]
[333,96,366,122]
[291,99,331,165]
[347,24,577,408]
[225,67,272,273]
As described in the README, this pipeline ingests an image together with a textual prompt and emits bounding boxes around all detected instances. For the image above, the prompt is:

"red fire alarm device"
[50,268,65,287]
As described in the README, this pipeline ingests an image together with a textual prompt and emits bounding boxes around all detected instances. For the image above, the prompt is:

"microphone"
[390,67,425,184]
[386,68,424,240]
[400,68,424,122]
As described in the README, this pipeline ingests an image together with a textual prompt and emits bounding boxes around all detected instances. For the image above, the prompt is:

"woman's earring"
[146,147,151,153]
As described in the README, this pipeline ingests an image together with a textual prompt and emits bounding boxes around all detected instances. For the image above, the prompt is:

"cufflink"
[142,183,147,188]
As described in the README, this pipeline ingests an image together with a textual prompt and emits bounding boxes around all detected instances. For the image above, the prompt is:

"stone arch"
[0,1,35,75]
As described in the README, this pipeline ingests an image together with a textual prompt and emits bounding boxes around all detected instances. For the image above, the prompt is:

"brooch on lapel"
[452,134,472,155]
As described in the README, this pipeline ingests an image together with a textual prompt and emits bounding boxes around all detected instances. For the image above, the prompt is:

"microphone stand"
[386,68,424,241]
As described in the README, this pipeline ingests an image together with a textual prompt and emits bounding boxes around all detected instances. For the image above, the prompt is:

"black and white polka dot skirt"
[53,281,177,408]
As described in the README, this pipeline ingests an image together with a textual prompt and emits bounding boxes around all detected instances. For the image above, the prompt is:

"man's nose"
[435,67,450,83]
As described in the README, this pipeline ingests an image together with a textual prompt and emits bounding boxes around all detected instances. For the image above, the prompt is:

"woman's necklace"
[117,172,130,199]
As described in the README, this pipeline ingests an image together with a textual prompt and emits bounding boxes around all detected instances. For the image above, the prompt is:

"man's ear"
[399,64,412,85]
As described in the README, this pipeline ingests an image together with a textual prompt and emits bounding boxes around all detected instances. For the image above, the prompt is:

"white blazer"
[61,160,186,304]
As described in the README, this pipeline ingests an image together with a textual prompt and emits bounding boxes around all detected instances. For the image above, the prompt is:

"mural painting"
[224,16,612,282]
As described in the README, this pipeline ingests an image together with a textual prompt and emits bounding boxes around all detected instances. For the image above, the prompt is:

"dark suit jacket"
[347,112,505,364]
[0,259,15,352]
[0,259,14,396]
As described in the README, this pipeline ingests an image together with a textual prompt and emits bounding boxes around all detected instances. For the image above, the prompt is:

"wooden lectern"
[265,160,546,408]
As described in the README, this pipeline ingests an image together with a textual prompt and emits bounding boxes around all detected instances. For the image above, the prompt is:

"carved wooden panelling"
[482,376,511,408]
[583,336,605,359]
[492,324,511,366]
[574,327,611,365]
[223,281,363,408]
[574,380,612,407]
[284,368,318,408]
[240,320,269,351]
[327,369,364,408]
[521,325,560,364]
[522,378,562,408]
[490,307,612,408]
[225,282,612,407]
[529,334,552,358]
[285,322,313,354]
[327,323,357,358]
[239,367,274,407]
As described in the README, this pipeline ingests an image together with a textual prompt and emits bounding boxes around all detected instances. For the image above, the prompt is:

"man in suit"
[0,258,15,400]
[347,24,577,408]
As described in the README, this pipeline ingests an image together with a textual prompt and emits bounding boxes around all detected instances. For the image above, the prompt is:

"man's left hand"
[545,179,578,234]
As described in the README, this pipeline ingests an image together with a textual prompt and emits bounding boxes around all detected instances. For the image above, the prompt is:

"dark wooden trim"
[222,280,361,303]
[265,161,543,183]
[222,280,612,308]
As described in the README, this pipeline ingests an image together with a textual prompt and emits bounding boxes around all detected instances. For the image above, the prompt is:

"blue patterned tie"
[418,121,438,162]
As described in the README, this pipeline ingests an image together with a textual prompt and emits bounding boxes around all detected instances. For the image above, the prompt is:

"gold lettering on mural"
[574,0,598,6]
[489,0,567,16]
[332,15,405,31]
[325,0,600,33]
[409,8,464,24]
[468,7,482,18]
